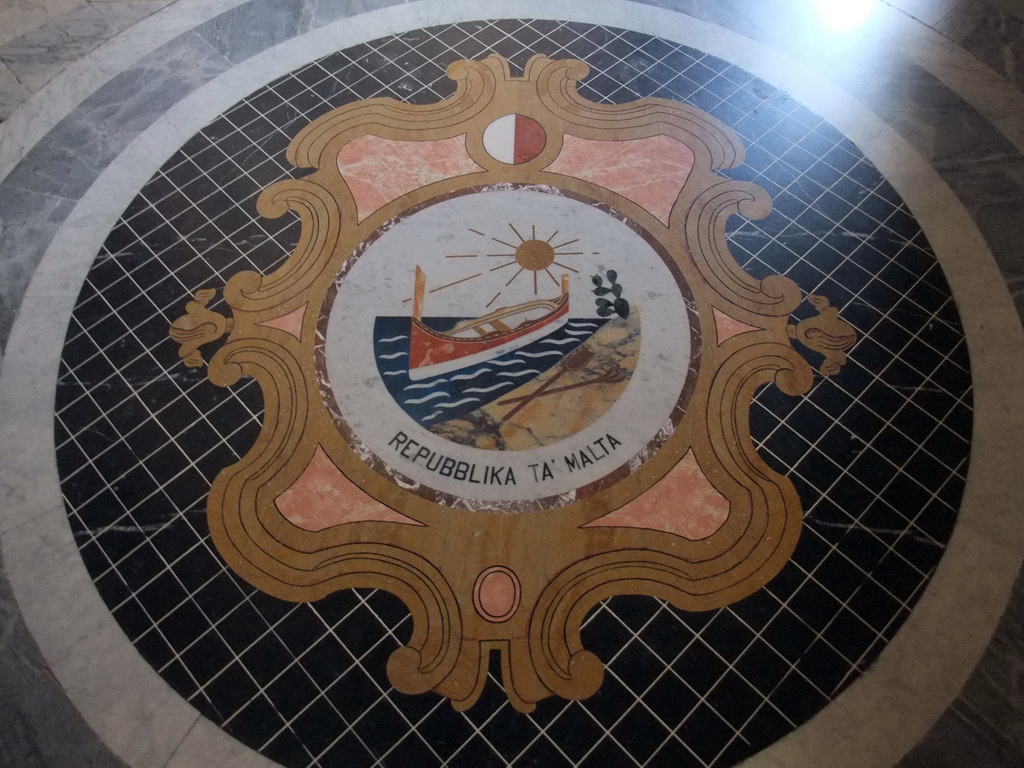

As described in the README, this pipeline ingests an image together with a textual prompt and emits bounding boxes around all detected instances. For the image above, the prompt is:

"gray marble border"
[935,0,1024,97]
[0,1,1022,767]
[0,0,248,182]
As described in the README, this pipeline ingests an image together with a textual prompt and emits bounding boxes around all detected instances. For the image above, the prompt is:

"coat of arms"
[172,55,852,710]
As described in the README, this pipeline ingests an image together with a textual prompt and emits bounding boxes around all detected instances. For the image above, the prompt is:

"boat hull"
[408,300,570,380]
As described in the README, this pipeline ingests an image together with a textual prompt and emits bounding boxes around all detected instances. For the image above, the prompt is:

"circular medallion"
[44,18,977,768]
[320,185,698,507]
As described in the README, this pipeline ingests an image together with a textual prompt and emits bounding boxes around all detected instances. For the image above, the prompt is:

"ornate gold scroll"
[170,55,854,710]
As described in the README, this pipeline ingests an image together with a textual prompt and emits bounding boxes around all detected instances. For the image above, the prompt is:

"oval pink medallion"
[482,114,546,164]
[473,566,522,623]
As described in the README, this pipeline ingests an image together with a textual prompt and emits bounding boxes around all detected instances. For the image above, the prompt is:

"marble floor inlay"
[50,19,974,768]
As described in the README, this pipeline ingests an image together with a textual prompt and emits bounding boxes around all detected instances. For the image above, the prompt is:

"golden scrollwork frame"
[174,55,840,710]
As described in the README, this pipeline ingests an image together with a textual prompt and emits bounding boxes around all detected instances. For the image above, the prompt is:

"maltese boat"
[407,266,569,380]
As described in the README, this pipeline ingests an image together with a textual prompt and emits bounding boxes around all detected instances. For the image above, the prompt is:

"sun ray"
[428,272,482,293]
[402,272,485,303]
[444,225,592,298]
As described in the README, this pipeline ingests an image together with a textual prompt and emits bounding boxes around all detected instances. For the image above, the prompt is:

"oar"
[500,347,594,424]
[497,368,627,405]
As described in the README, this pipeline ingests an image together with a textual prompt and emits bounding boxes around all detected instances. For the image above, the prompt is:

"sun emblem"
[408,222,595,308]
[482,223,591,298]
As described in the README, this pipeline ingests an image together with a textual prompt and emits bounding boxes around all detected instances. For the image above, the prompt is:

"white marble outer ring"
[0,1,1021,767]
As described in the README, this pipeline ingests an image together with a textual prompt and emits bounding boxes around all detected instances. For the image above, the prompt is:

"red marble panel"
[258,304,306,341]
[714,307,759,343]
[337,134,484,221]
[584,449,729,539]
[546,134,694,224]
[276,446,423,529]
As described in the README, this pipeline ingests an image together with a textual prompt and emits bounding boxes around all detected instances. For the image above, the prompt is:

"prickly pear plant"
[591,270,630,319]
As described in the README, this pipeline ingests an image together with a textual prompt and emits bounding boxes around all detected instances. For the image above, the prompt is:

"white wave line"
[422,411,443,422]
[565,329,594,336]
[404,391,448,405]
[450,368,491,382]
[437,397,480,409]
[379,334,408,343]
[568,321,598,328]
[498,369,541,378]
[518,351,565,359]
[379,351,408,360]
[540,338,579,346]
[488,359,525,367]
[381,370,405,377]
[404,378,447,391]
[463,381,516,394]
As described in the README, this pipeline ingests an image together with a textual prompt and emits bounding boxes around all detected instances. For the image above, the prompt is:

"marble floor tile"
[1010,273,1024,315]
[88,0,178,32]
[935,0,1024,96]
[0,185,75,355]
[0,4,118,93]
[0,0,86,48]
[0,568,124,768]
[885,0,965,27]
[977,0,1024,23]
[900,568,1024,767]
[0,61,30,122]
[1,30,231,200]
[192,0,306,64]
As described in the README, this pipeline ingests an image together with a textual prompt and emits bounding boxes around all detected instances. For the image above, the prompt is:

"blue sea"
[373,317,608,426]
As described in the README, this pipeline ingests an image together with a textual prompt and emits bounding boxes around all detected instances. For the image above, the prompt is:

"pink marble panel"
[258,304,306,341]
[473,566,521,622]
[585,450,729,540]
[545,135,694,224]
[714,308,759,343]
[337,134,484,221]
[276,446,423,530]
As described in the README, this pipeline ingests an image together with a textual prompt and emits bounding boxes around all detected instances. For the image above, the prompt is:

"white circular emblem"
[321,186,698,507]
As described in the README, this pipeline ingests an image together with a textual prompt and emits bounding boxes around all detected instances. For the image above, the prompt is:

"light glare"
[813,0,876,32]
